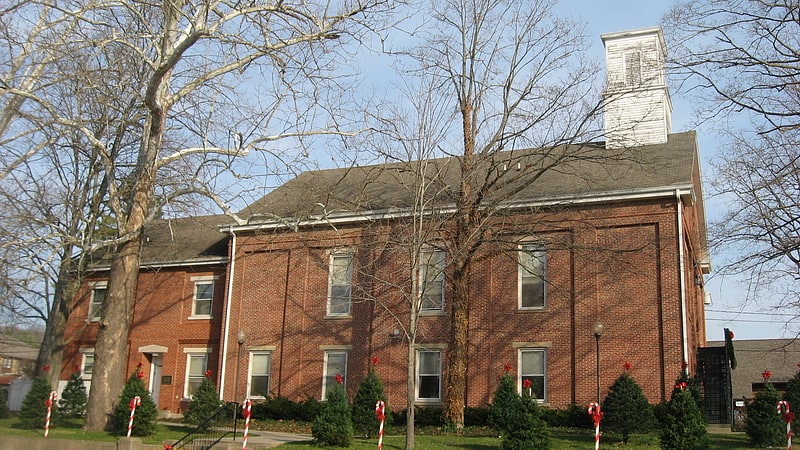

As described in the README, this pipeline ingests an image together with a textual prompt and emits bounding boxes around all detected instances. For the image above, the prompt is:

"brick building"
[61,27,711,415]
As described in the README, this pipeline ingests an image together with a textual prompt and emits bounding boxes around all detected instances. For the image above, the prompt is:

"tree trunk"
[83,235,142,430]
[405,337,415,450]
[444,265,469,428]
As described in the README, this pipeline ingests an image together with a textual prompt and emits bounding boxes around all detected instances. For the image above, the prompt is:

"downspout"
[218,226,237,400]
[676,190,689,365]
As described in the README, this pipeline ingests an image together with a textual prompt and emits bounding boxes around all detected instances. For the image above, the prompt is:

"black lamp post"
[593,320,604,402]
[234,330,246,402]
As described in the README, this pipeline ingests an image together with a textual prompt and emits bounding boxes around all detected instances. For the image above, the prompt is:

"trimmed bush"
[109,370,158,436]
[182,372,223,429]
[746,381,784,447]
[58,371,88,419]
[602,371,656,444]
[18,375,56,429]
[351,367,390,438]
[489,373,550,450]
[312,383,353,447]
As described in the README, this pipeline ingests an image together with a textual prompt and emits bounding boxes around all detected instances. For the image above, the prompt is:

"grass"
[0,416,758,449]
[0,416,193,444]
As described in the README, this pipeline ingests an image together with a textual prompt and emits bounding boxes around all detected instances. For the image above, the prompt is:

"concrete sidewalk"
[211,431,313,449]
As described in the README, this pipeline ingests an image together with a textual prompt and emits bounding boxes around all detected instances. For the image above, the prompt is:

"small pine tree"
[183,371,223,429]
[109,370,158,436]
[18,375,56,429]
[657,384,709,450]
[746,379,784,447]
[489,373,550,450]
[783,369,800,433]
[312,381,353,447]
[59,371,88,419]
[351,363,390,438]
[602,370,656,444]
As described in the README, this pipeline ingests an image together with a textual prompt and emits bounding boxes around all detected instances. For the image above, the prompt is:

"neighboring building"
[61,27,712,415]
[708,338,800,401]
[0,335,37,380]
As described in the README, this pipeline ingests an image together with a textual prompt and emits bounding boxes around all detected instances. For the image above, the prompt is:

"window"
[519,349,546,402]
[190,277,216,318]
[2,358,12,369]
[420,249,445,312]
[248,352,272,398]
[327,253,353,316]
[519,244,546,309]
[416,350,441,402]
[624,51,642,86]
[89,284,107,321]
[322,351,348,399]
[81,351,95,380]
[184,353,208,398]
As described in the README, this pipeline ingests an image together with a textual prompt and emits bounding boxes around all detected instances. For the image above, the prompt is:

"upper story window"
[327,253,353,317]
[419,248,445,312]
[190,276,217,319]
[518,243,546,309]
[322,351,348,400]
[88,282,107,322]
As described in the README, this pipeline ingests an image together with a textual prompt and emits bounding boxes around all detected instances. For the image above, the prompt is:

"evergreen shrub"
[602,371,656,444]
[312,382,353,447]
[109,369,158,436]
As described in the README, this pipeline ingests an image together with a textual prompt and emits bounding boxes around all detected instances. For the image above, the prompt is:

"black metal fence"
[169,402,240,450]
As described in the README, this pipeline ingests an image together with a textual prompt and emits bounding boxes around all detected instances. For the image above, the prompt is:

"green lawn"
[0,416,759,449]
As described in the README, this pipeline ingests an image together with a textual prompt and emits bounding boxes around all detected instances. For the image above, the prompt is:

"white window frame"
[321,351,348,400]
[415,349,442,403]
[80,348,95,380]
[247,351,272,399]
[419,248,445,313]
[88,282,107,322]
[183,348,210,399]
[518,243,546,310]
[326,253,353,317]
[189,276,217,319]
[518,348,547,402]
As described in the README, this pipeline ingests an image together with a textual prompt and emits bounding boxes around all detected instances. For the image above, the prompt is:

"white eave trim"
[222,185,695,233]
[89,257,228,272]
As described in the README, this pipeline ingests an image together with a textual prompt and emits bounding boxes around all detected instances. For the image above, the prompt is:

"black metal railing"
[169,402,240,450]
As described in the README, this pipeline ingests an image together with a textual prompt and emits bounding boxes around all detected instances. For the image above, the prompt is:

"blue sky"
[561,0,792,340]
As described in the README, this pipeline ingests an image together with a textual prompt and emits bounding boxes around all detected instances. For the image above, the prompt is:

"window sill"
[516,308,547,313]
[419,310,445,317]
[414,400,443,405]
[188,315,212,320]
[325,315,352,320]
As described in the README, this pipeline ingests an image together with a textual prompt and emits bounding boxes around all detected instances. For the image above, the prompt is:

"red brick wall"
[63,196,707,414]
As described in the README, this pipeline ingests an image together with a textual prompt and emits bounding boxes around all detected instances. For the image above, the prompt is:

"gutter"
[218,226,237,400]
[676,189,689,365]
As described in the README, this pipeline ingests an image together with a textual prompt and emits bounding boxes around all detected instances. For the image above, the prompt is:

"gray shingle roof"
[138,214,229,266]
[239,131,699,222]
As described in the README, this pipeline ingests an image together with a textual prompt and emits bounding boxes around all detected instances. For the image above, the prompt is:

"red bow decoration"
[164,446,173,450]
[241,409,251,419]
[523,379,532,389]
[335,374,344,385]
[42,364,50,373]
[45,399,52,408]
[623,361,632,372]
[372,356,380,366]
[503,363,512,373]
[763,370,773,381]
[204,369,212,378]
[137,371,144,379]
[675,381,688,391]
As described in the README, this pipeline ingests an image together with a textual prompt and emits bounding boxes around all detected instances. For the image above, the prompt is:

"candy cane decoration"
[777,400,794,450]
[588,402,603,450]
[127,396,142,438]
[44,391,57,438]
[241,399,252,450]
[375,400,386,450]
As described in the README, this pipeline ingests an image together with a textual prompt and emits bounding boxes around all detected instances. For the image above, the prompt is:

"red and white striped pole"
[241,399,252,450]
[588,401,603,450]
[44,391,57,438]
[777,400,794,450]
[375,400,386,450]
[127,396,142,438]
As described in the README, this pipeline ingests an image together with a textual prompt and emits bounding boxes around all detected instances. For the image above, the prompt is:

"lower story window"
[248,352,272,398]
[416,350,441,402]
[519,348,546,401]
[322,351,348,400]
[81,351,95,380]
[184,353,208,398]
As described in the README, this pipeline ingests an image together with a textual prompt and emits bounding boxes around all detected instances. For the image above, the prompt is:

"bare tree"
[1,0,393,430]
[401,0,602,427]
[664,1,800,316]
